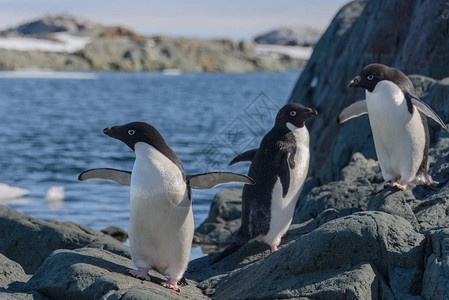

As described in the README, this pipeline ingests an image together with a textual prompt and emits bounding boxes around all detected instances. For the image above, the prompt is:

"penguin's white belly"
[366,81,425,182]
[264,126,310,247]
[129,143,193,278]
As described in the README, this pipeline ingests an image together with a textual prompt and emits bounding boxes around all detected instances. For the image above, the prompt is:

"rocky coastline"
[0,15,309,73]
[1,0,449,299]
[1,130,448,299]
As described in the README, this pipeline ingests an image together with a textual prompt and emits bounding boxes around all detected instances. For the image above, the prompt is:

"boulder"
[24,247,208,300]
[193,188,242,248]
[197,211,425,299]
[293,152,381,224]
[0,205,129,274]
[367,188,420,229]
[201,263,384,300]
[0,253,29,289]
[414,185,449,231]
[0,254,47,300]
[0,290,48,300]
[421,229,449,300]
[100,226,128,242]
[288,0,449,184]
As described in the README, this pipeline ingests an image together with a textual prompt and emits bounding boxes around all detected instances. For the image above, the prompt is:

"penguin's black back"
[234,126,296,244]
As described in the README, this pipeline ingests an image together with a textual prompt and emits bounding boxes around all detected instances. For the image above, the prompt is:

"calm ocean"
[0,70,299,259]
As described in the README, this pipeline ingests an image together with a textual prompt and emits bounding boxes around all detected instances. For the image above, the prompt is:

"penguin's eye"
[367,75,374,80]
[290,111,297,117]
[128,130,135,136]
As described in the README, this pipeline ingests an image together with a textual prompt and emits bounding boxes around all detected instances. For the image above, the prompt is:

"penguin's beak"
[309,109,318,116]
[348,75,361,88]
[103,127,113,136]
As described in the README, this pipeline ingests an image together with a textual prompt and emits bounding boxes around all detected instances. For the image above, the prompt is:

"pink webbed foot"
[270,245,278,253]
[390,181,407,191]
[372,180,400,195]
[161,281,180,292]
[128,269,151,281]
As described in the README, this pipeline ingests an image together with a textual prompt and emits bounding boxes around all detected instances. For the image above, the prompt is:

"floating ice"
[0,183,30,201]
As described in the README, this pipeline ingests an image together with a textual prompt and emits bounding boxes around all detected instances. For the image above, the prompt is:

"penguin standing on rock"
[211,103,317,264]
[78,122,255,291]
[338,63,447,193]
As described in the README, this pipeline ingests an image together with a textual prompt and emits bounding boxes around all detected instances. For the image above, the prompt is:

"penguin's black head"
[103,122,166,151]
[348,63,396,92]
[275,103,318,129]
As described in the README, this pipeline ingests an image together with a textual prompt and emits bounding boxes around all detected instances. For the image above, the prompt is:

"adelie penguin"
[338,63,448,193]
[211,103,317,264]
[78,122,255,291]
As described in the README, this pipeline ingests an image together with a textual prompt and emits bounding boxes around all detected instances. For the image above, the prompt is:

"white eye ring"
[128,130,135,136]
[367,75,374,80]
[290,111,297,116]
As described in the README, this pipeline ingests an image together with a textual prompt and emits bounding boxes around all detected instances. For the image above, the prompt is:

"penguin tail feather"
[415,172,439,188]
[209,242,243,265]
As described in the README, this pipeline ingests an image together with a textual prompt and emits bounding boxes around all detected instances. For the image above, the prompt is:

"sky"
[0,0,349,40]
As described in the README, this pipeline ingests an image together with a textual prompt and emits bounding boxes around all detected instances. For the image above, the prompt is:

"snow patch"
[0,69,96,79]
[255,44,313,60]
[0,32,90,53]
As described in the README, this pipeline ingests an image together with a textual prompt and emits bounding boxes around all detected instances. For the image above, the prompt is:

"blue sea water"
[0,71,300,259]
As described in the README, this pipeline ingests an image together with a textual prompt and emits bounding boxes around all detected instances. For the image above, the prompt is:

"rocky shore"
[1,131,448,299]
[1,0,449,299]
[0,15,308,72]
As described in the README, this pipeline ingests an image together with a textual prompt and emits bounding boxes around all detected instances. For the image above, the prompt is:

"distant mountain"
[254,26,322,47]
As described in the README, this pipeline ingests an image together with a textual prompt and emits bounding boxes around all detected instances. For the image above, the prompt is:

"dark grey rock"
[196,211,425,299]
[367,188,420,229]
[288,212,425,276]
[193,188,242,248]
[293,152,381,224]
[414,184,449,231]
[0,290,49,300]
[254,26,322,46]
[0,253,29,289]
[0,205,129,274]
[201,263,381,300]
[421,228,449,300]
[100,226,128,242]
[24,247,208,300]
[389,267,423,300]
[289,0,449,184]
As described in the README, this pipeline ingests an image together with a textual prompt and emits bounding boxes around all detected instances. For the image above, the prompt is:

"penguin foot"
[161,281,180,292]
[390,182,407,191]
[371,180,400,195]
[127,269,151,281]
[270,245,278,253]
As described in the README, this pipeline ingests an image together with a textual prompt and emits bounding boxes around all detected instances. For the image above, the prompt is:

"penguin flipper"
[278,154,291,197]
[187,172,255,189]
[78,168,131,186]
[409,96,448,130]
[337,100,368,124]
[229,149,258,166]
